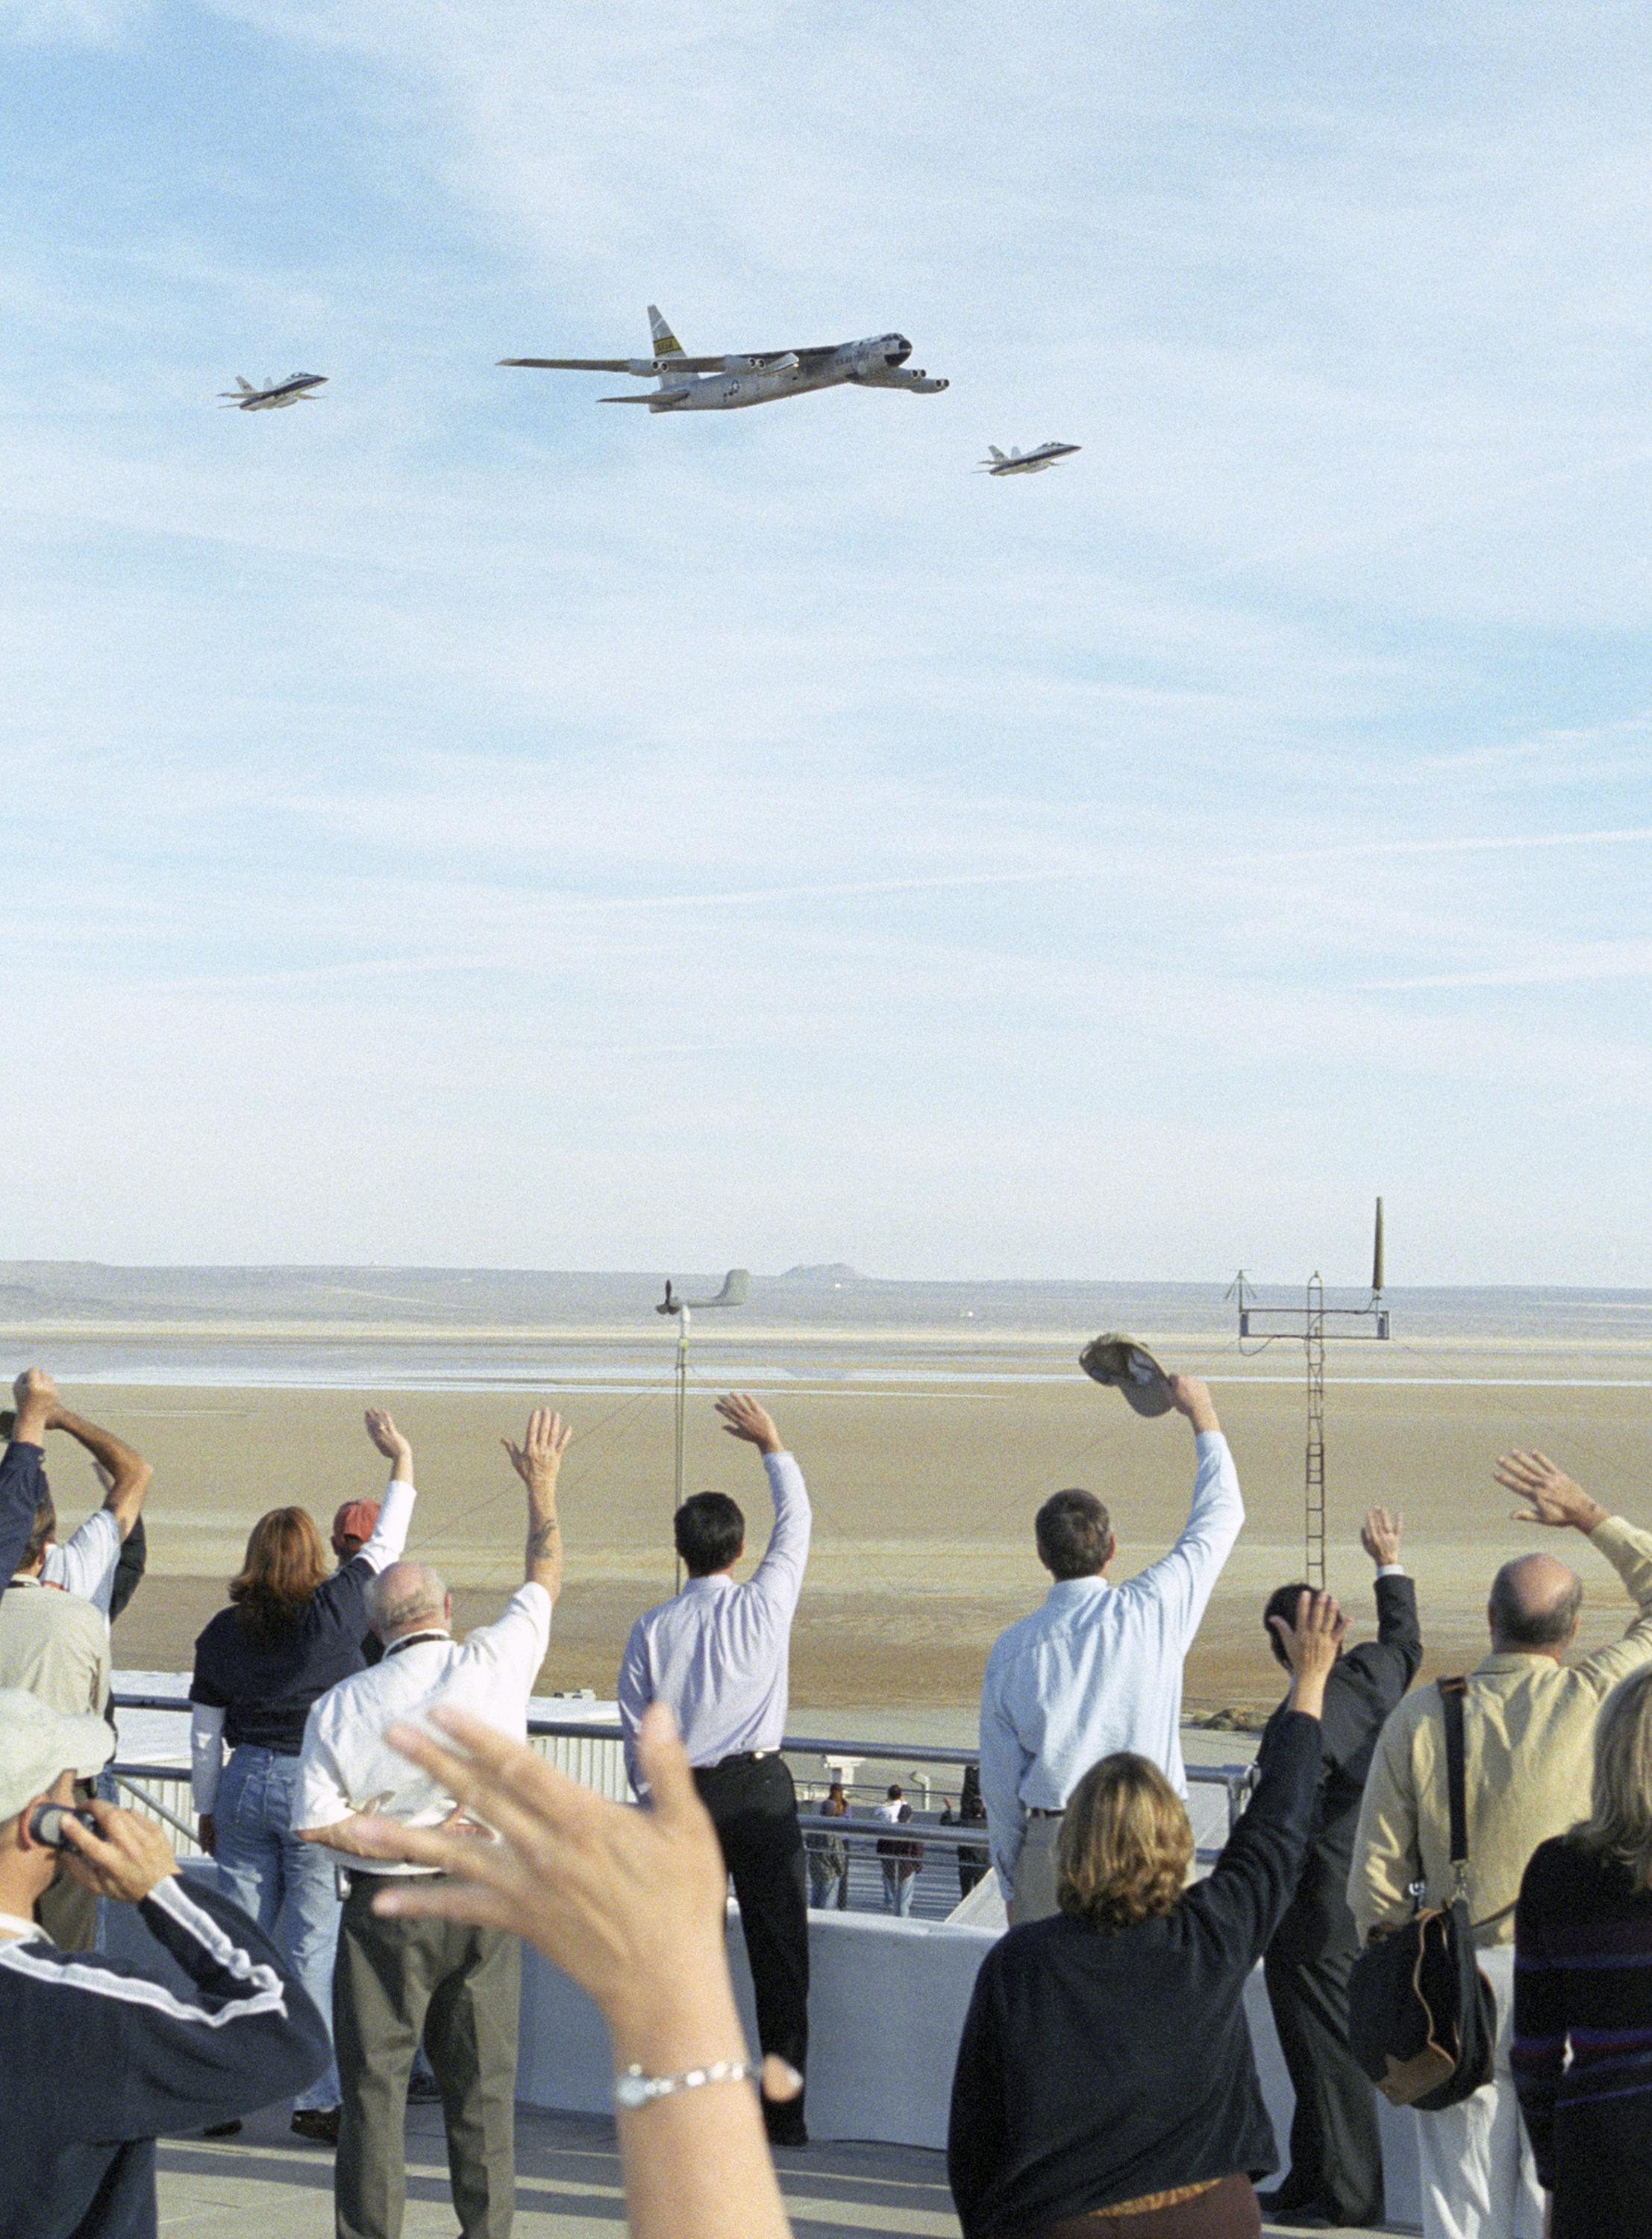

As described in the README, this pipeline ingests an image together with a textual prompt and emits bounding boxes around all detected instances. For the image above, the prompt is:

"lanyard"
[383,1630,451,1659]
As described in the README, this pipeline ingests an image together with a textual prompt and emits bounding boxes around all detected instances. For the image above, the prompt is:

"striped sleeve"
[0,1874,330,2141]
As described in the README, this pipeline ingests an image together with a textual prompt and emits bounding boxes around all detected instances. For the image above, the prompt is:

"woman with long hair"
[948,1592,1342,2239]
[1514,1662,1652,2238]
[188,1410,417,2141]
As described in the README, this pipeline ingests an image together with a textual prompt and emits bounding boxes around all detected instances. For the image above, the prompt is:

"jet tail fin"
[989,445,1007,460]
[647,305,686,382]
[236,378,256,393]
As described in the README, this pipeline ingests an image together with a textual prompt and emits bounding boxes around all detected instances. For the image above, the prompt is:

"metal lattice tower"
[1304,1273,1327,1587]
[1233,1204,1389,1584]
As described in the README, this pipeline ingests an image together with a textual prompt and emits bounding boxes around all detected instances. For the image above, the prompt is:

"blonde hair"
[1579,1665,1652,1887]
[1057,1752,1194,1930]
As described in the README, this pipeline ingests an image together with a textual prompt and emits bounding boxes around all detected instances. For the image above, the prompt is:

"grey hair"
[364,1561,448,1640]
[1489,1561,1583,1649]
[1580,1666,1652,1887]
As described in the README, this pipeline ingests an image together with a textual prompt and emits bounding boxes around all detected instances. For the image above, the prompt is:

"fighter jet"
[979,441,1080,476]
[500,305,948,413]
[218,373,328,411]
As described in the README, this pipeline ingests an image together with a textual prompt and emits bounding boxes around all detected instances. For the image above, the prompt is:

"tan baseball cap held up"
[0,1687,113,1826]
[1078,1333,1174,1416]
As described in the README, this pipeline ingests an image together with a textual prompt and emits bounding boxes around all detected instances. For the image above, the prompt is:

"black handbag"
[1347,1676,1498,2110]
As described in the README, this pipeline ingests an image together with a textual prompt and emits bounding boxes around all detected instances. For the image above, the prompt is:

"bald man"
[295,1411,569,2239]
[1351,1453,1652,2239]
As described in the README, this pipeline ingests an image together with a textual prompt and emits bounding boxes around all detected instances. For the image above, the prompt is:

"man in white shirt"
[978,1372,1244,1922]
[16,1397,152,1624]
[617,1393,811,2146]
[296,1408,569,2239]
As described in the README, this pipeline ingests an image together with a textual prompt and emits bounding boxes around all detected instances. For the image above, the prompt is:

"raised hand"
[1270,1587,1348,1714]
[714,1393,782,1454]
[1494,1452,1607,1534]
[13,1368,57,1409]
[364,1408,413,1473]
[501,1408,572,1491]
[351,1704,734,2043]
[1165,1374,1219,1434]
[1360,1508,1403,1566]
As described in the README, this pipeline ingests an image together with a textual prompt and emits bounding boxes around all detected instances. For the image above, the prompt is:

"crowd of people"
[1,1358,1650,2239]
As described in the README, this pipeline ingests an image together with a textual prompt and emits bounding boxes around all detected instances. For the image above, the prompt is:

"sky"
[1,0,1650,1286]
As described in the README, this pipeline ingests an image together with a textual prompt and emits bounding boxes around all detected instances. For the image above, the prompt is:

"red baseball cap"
[331,1499,381,1550]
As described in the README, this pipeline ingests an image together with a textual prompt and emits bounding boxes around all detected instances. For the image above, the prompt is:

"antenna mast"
[1233,1199,1390,1587]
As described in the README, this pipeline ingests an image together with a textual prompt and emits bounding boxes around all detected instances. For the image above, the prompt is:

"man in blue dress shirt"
[618,1392,812,2146]
[978,1373,1244,1921]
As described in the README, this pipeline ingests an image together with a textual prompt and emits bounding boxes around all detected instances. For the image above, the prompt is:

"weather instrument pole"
[1233,1200,1389,1588]
[656,1270,751,1587]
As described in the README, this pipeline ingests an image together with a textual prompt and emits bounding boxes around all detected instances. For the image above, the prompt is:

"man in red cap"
[331,1499,381,1564]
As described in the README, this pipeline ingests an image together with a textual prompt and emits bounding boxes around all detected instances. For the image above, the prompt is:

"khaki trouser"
[334,1873,520,2239]
[1010,1813,1064,1925]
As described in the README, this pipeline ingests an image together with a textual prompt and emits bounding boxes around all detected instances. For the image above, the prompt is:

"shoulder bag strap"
[1439,1676,1470,1893]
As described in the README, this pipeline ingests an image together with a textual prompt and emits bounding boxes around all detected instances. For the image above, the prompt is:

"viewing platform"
[110,1684,1415,2237]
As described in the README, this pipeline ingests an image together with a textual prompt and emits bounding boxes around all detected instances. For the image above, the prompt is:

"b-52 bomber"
[979,441,1080,476]
[501,305,948,413]
[219,373,328,410]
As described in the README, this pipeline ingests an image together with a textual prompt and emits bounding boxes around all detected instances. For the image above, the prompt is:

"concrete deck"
[154,2104,1401,2237]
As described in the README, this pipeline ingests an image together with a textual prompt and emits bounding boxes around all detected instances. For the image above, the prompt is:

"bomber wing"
[501,355,730,374]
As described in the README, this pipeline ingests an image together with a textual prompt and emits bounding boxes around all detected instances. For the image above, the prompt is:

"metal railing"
[109,1694,1257,1908]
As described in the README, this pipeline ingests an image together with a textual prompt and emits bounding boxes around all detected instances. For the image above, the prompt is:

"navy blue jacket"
[0,1438,46,1598]
[948,1712,1321,2235]
[0,1873,329,2239]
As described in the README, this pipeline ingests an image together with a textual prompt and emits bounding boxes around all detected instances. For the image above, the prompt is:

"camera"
[28,1803,101,1850]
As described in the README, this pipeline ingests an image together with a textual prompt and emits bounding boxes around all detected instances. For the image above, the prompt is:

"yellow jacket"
[1349,1515,1652,1948]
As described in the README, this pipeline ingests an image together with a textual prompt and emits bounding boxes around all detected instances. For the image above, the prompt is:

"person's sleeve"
[1510,1850,1565,2190]
[108,1513,148,1625]
[1373,1572,1422,1684]
[0,1440,46,1598]
[1348,1701,1422,1942]
[947,1955,1009,2238]
[355,1477,416,1573]
[978,1651,1032,1896]
[190,1704,228,1812]
[457,1584,552,1698]
[1576,1517,1652,1694]
[1124,1431,1245,1640]
[616,1617,653,1797]
[42,1508,122,1613]
[25,1875,331,2142]
[293,1703,354,1833]
[1185,1711,1321,1962]
[747,1452,811,1618]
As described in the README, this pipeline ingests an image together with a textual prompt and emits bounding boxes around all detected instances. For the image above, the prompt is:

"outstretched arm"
[718,1394,810,1608]
[501,1408,571,1599]
[49,1406,152,1539]
[1494,1451,1652,1693]
[1360,1507,1422,1684]
[1128,1374,1244,1633]
[354,1411,418,1571]
[0,1370,55,1590]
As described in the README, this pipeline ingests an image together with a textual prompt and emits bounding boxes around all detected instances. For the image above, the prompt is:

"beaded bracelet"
[613,2058,761,2111]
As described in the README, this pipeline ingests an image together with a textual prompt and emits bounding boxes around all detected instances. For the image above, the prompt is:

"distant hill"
[777,1263,863,1283]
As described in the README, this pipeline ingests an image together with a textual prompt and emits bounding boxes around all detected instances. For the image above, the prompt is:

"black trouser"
[1263,1882,1384,2226]
[693,1754,810,2110]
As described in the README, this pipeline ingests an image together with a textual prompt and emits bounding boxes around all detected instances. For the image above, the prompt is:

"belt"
[1028,1805,1066,1819]
[700,1749,777,1770]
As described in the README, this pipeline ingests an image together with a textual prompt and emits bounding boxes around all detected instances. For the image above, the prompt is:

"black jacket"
[0,1873,329,2239]
[947,1712,1322,2237]
[1260,1573,1421,1961]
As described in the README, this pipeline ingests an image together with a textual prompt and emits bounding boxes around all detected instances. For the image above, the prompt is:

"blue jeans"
[881,1862,917,1917]
[215,1746,341,2109]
